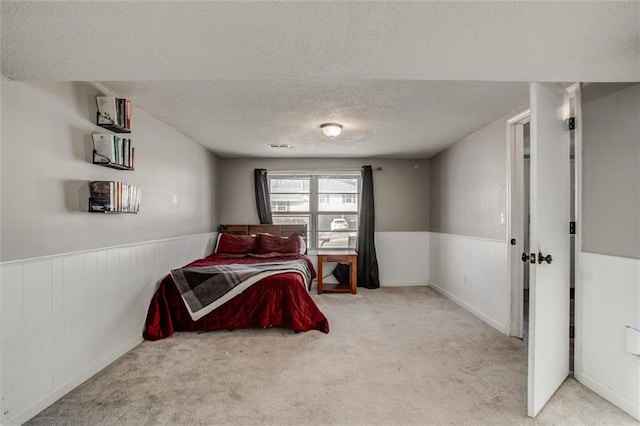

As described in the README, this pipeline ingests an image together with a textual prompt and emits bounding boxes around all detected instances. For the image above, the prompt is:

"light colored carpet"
[27,287,637,425]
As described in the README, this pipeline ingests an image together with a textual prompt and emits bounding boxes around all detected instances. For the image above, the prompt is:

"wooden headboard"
[219,224,307,243]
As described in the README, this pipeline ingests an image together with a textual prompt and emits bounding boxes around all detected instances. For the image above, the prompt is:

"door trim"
[566,82,583,377]
[506,109,530,338]
[506,84,582,343]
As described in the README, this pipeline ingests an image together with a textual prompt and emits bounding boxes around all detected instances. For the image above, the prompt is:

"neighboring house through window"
[272,201,289,211]
[269,172,360,250]
[342,193,357,204]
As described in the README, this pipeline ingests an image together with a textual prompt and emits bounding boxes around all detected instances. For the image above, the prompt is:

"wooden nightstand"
[317,251,357,294]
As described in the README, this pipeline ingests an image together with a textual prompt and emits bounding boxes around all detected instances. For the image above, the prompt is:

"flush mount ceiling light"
[320,123,343,137]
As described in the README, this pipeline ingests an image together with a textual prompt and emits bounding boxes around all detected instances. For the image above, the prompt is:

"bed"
[143,224,330,340]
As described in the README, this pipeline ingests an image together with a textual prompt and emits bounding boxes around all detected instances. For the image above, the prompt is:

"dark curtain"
[356,165,380,289]
[254,169,273,224]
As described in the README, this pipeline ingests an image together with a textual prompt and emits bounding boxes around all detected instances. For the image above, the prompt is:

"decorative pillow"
[298,235,307,255]
[215,233,257,254]
[256,233,299,254]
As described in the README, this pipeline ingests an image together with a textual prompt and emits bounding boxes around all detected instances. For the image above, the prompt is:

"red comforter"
[143,253,329,340]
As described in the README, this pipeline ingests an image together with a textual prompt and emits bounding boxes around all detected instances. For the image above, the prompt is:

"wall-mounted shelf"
[91,134,135,170]
[90,98,138,214]
[96,96,132,133]
[88,199,138,214]
[88,181,140,214]
[93,150,134,171]
[96,113,131,133]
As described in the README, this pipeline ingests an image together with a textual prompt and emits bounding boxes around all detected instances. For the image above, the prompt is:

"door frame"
[506,83,584,413]
[506,109,530,338]
[506,83,582,344]
[566,82,583,376]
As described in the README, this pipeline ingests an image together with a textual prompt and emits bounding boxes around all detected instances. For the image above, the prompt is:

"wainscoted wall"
[0,233,216,426]
[575,252,640,420]
[1,230,511,425]
[427,232,509,334]
[425,110,512,336]
[375,232,430,286]
[307,232,430,288]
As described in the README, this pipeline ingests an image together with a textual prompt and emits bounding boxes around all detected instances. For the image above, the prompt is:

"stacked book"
[89,181,141,213]
[92,134,135,168]
[96,96,132,130]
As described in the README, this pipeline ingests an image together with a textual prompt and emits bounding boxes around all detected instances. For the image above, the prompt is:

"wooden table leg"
[351,257,357,294]
[317,256,324,294]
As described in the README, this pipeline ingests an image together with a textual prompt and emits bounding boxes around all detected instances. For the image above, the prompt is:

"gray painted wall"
[1,80,218,261]
[582,83,640,259]
[428,112,516,241]
[217,158,430,232]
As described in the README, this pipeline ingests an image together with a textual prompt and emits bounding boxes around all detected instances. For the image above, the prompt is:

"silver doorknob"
[538,252,553,264]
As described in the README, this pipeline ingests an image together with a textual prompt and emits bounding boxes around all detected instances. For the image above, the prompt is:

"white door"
[527,82,571,417]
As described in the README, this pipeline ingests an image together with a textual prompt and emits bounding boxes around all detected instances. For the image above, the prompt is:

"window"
[269,173,360,250]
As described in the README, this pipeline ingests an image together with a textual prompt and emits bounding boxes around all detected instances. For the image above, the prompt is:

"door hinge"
[566,117,576,131]
[570,221,576,235]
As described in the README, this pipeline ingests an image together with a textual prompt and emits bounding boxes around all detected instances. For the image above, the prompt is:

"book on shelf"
[115,181,121,211]
[92,134,116,164]
[116,137,123,165]
[122,183,126,211]
[134,185,141,212]
[93,135,133,168]
[123,138,130,167]
[118,98,125,128]
[89,181,115,212]
[89,198,112,213]
[96,96,118,125]
[89,181,140,213]
[126,99,132,129]
[96,96,132,129]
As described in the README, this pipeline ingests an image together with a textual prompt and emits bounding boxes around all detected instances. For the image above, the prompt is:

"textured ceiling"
[2,1,638,158]
[98,80,528,158]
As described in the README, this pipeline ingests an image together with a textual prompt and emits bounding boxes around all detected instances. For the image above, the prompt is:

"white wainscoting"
[0,232,216,426]
[308,232,430,289]
[427,232,509,334]
[575,252,640,420]
[375,232,430,286]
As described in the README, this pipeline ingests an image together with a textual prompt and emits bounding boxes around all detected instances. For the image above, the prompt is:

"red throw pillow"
[216,233,257,254]
[256,233,299,254]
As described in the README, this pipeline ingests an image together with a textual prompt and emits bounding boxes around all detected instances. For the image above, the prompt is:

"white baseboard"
[574,371,640,421]
[375,232,430,285]
[382,281,428,287]
[1,232,216,426]
[311,281,427,290]
[427,232,509,335]
[3,338,142,426]
[428,281,508,335]
[576,251,640,421]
